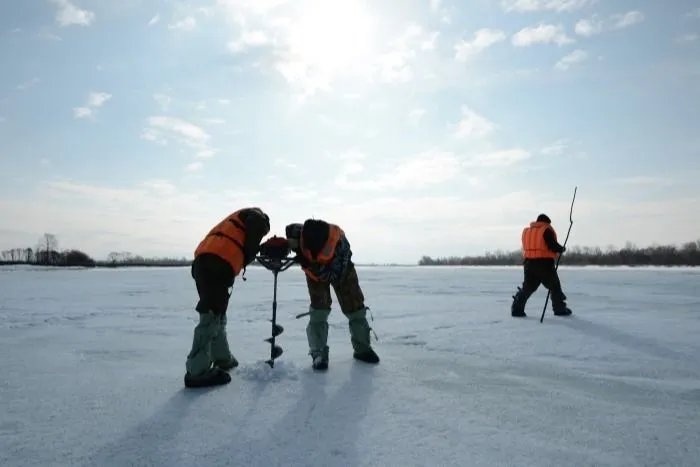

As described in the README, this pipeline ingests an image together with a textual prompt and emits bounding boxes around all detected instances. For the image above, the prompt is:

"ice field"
[1,264,699,467]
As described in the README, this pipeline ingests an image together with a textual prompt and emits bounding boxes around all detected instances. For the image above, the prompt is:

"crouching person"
[511,213,572,318]
[286,219,379,371]
[184,207,270,388]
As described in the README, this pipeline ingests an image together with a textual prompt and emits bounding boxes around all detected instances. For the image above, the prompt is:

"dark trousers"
[306,263,366,314]
[516,259,567,310]
[191,253,234,315]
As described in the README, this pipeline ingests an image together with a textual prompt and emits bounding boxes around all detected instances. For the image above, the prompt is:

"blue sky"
[1,0,699,263]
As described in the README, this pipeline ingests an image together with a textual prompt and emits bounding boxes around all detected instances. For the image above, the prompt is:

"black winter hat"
[301,219,329,259]
[536,213,551,223]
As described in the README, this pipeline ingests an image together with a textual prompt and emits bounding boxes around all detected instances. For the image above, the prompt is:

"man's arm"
[543,228,565,254]
[326,234,352,282]
[240,209,270,265]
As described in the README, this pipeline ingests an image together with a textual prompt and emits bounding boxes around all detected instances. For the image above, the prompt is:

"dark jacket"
[285,222,353,282]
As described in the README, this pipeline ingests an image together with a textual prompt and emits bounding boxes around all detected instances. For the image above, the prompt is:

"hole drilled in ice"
[237,360,302,382]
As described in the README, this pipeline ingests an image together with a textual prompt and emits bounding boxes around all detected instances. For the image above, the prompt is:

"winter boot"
[551,292,572,316]
[347,307,379,364]
[306,307,331,371]
[184,312,232,388]
[511,286,528,317]
[210,314,239,371]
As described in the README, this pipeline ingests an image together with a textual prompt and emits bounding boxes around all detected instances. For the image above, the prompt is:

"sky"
[0,0,699,264]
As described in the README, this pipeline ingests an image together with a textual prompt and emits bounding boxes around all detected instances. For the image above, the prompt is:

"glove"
[293,252,310,268]
[560,246,566,253]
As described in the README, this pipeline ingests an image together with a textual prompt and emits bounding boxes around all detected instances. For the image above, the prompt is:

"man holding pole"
[511,213,573,318]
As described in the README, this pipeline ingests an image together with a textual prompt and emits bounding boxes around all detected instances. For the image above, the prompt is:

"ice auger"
[256,236,297,368]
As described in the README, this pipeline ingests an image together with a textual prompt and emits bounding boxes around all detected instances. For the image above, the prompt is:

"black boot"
[184,367,232,388]
[353,348,380,364]
[311,346,329,371]
[552,292,572,316]
[511,286,528,317]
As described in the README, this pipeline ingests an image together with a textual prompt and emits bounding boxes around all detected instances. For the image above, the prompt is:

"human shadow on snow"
[226,361,378,467]
[82,385,215,466]
[547,315,694,363]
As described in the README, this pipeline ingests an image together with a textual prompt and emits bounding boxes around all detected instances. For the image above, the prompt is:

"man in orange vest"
[285,219,379,371]
[511,213,572,318]
[184,207,271,388]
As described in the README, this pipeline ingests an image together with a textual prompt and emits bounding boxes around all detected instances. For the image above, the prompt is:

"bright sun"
[286,1,375,76]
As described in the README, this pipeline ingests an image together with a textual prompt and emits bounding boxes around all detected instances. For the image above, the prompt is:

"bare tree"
[36,233,59,265]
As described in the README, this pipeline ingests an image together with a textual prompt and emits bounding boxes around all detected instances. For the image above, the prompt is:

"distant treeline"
[0,233,190,268]
[0,233,295,269]
[418,240,700,267]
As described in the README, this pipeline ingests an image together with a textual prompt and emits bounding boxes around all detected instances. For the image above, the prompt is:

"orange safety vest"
[521,221,559,259]
[194,209,247,276]
[300,224,343,281]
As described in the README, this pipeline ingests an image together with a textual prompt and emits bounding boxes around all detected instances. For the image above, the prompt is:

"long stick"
[539,186,577,323]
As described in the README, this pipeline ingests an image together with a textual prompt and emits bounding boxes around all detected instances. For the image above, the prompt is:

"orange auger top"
[522,221,559,259]
[194,209,247,276]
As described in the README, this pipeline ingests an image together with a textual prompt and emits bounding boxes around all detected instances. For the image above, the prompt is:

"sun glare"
[286,1,375,77]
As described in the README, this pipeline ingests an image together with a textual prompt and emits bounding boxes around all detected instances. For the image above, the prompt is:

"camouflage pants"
[306,263,365,314]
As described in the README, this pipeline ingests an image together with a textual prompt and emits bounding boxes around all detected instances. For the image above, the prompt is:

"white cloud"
[611,11,644,29]
[335,149,464,191]
[540,140,568,156]
[574,17,603,36]
[408,108,426,124]
[613,176,674,186]
[453,106,495,139]
[676,33,699,43]
[455,28,506,61]
[168,16,197,31]
[148,14,160,26]
[142,116,211,149]
[227,29,271,52]
[51,0,95,27]
[73,92,111,119]
[186,162,203,171]
[153,93,172,111]
[555,49,588,71]
[686,8,700,19]
[16,77,40,91]
[501,0,595,13]
[373,24,439,85]
[512,24,574,46]
[463,149,531,167]
[196,149,217,158]
[429,0,451,23]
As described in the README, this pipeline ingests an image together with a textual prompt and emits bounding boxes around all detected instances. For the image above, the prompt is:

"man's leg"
[541,265,572,316]
[305,274,332,370]
[210,304,239,371]
[511,261,542,317]
[184,258,233,388]
[332,263,379,364]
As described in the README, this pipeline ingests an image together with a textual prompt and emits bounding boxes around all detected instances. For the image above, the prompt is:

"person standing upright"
[511,214,572,318]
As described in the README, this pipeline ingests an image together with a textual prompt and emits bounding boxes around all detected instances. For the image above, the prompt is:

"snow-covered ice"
[1,265,700,467]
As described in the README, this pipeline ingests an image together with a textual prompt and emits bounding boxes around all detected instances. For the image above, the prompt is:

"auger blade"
[264,346,284,367]
[271,323,284,336]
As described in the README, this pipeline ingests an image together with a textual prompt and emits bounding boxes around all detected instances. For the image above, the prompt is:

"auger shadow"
[226,361,378,467]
